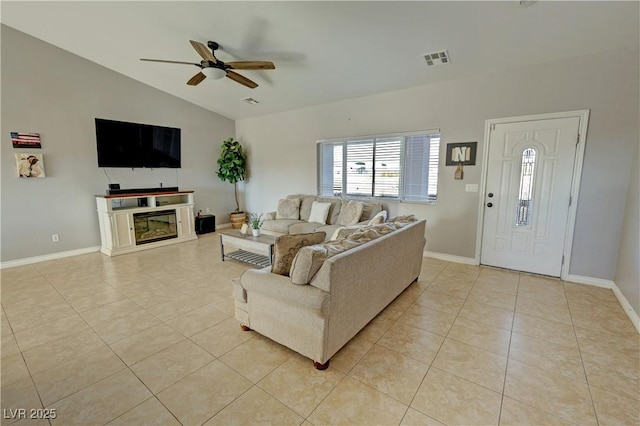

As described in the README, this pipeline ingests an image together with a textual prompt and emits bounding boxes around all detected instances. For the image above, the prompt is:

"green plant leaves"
[216,138,246,184]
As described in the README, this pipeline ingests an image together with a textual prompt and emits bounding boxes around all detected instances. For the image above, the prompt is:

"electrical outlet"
[52,234,60,242]
[465,184,479,192]
[206,207,210,213]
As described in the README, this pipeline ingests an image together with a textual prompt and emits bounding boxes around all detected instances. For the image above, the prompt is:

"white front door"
[480,116,580,277]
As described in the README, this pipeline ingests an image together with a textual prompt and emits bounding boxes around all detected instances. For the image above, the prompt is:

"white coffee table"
[219,229,276,268]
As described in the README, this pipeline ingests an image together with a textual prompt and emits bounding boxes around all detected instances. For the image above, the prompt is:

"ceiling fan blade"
[140,58,200,67]
[187,72,206,86]
[225,70,258,89]
[189,40,216,63]
[226,61,275,70]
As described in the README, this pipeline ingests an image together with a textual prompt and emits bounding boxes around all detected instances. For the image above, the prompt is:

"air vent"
[242,97,259,105]
[422,50,450,66]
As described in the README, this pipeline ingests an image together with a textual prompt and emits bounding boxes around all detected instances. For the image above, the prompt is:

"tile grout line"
[563,281,601,426]
[11,271,125,413]
[504,276,601,425]
[304,261,449,425]
[32,279,138,416]
[20,268,192,424]
[2,245,225,424]
[401,262,479,425]
[496,270,521,426]
[5,250,635,425]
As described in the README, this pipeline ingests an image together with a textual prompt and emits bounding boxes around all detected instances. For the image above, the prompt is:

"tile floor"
[1,232,638,425]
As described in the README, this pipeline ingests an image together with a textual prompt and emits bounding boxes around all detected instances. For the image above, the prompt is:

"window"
[516,148,536,226]
[317,131,440,202]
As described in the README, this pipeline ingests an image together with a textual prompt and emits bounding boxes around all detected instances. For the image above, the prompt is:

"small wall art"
[446,142,477,166]
[15,153,46,178]
[11,132,41,149]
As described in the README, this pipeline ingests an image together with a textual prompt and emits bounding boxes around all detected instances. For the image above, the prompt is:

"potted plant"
[217,137,247,228]
[248,212,264,236]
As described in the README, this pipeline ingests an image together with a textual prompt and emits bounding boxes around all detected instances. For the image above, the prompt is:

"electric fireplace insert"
[133,210,178,245]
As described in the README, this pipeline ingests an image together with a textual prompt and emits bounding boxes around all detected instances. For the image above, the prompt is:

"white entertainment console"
[96,190,197,256]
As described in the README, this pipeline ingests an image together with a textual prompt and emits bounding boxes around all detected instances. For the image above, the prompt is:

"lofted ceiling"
[2,1,638,120]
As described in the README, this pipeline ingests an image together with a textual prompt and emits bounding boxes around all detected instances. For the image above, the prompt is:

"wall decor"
[446,142,477,166]
[11,132,41,149]
[15,153,46,178]
[454,164,464,180]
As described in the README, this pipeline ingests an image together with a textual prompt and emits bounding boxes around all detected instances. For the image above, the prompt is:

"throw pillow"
[307,201,332,225]
[337,200,364,226]
[370,222,399,235]
[294,195,317,222]
[368,210,387,225]
[360,202,383,222]
[271,231,326,276]
[345,228,379,243]
[290,245,328,285]
[330,227,344,241]
[335,225,363,240]
[390,214,418,225]
[322,238,362,258]
[276,198,301,220]
[316,197,342,224]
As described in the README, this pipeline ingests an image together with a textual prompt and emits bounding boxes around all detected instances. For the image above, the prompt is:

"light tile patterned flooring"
[1,232,638,425]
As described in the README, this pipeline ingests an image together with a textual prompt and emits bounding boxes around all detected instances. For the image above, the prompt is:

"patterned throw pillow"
[271,231,326,276]
[276,198,301,220]
[334,226,363,240]
[390,214,418,225]
[370,223,399,235]
[337,200,364,226]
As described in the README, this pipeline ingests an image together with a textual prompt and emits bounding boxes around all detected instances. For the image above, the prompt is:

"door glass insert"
[516,148,536,226]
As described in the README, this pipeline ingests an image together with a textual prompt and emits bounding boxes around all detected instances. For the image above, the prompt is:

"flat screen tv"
[95,118,181,168]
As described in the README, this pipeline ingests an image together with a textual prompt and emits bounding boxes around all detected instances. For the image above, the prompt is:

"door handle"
[487,202,493,208]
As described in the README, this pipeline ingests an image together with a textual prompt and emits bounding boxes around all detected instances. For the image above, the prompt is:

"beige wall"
[615,141,639,315]
[236,47,639,280]
[1,26,235,262]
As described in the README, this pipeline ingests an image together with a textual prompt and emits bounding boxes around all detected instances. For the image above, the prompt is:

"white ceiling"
[2,1,638,120]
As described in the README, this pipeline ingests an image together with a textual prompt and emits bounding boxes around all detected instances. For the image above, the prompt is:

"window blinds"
[317,131,440,202]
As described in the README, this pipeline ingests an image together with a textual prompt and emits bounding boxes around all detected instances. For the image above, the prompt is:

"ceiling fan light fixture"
[141,40,271,88]
[202,67,226,80]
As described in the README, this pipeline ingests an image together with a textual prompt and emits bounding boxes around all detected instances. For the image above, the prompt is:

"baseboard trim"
[611,282,640,334]
[424,251,477,265]
[0,246,101,269]
[565,274,639,334]
[564,274,614,289]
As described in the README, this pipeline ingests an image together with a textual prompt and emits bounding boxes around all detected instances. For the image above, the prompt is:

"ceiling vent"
[242,97,260,105]
[422,50,450,66]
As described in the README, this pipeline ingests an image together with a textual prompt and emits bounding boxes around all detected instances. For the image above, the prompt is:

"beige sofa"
[261,194,387,239]
[233,218,426,369]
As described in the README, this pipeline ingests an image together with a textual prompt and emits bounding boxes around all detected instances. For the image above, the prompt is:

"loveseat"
[260,194,388,240]
[232,218,426,369]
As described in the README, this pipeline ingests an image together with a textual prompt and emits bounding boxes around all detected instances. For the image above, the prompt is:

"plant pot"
[252,228,261,237]
[229,211,247,229]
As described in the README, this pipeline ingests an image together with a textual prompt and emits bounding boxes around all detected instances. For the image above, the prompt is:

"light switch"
[465,184,479,192]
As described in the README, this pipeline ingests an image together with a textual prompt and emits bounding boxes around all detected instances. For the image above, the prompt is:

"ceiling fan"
[140,40,275,89]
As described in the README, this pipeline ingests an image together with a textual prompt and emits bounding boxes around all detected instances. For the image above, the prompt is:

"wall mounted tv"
[95,118,181,168]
